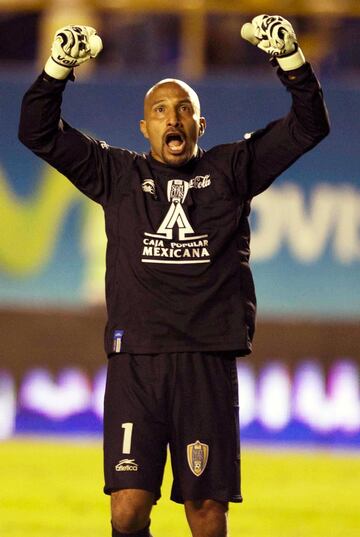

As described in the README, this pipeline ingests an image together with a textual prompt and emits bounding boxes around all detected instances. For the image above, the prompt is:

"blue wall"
[1,73,359,317]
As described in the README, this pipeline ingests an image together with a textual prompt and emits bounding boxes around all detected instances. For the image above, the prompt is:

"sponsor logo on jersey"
[188,175,211,189]
[141,177,211,265]
[187,440,209,477]
[115,459,139,472]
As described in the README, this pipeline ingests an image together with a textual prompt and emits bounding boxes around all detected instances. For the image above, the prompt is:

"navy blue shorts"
[103,351,241,504]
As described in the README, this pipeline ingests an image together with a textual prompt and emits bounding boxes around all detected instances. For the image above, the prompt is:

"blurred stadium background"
[0,0,360,535]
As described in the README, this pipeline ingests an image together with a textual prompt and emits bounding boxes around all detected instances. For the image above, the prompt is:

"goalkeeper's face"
[140,79,206,167]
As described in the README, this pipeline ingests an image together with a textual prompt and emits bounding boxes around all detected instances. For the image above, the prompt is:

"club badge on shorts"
[187,440,209,476]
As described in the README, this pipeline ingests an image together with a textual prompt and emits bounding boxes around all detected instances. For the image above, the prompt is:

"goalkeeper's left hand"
[241,14,305,71]
[44,25,103,80]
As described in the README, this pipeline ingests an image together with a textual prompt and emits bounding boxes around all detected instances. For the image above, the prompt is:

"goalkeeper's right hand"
[44,25,103,80]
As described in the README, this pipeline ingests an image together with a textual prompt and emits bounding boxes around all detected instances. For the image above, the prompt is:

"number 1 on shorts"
[121,422,133,454]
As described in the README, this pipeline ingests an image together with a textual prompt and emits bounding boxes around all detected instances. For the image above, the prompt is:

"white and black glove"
[241,14,305,71]
[44,25,103,80]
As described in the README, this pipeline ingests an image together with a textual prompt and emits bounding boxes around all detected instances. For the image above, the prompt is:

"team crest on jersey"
[168,179,189,203]
[187,440,209,477]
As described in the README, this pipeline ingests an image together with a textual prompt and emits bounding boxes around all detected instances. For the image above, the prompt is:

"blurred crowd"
[0,10,359,78]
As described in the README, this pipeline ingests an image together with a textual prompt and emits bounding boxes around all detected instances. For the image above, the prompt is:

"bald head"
[139,77,206,167]
[144,78,201,116]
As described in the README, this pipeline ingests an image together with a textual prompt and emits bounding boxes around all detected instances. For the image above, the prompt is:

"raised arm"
[18,25,112,205]
[240,15,330,197]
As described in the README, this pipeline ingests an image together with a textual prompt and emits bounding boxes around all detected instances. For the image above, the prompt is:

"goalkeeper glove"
[44,25,103,80]
[241,14,305,71]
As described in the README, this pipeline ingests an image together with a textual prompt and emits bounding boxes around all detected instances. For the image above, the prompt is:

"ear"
[199,117,206,137]
[139,119,149,139]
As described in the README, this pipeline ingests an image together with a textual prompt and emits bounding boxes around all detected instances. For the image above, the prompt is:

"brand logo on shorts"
[115,459,139,472]
[187,440,209,477]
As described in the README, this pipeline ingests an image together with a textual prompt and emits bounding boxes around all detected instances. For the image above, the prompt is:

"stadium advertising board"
[1,359,359,445]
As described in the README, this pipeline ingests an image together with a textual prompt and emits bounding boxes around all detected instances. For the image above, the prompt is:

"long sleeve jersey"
[18,63,330,356]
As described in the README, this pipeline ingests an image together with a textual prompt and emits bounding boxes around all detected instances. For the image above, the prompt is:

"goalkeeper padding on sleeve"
[44,25,103,80]
[241,14,306,71]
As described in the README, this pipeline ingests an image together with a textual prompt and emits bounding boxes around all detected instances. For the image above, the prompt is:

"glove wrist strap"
[276,47,306,71]
[44,56,72,80]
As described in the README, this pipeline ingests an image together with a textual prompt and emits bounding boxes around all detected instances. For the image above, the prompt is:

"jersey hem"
[106,341,252,357]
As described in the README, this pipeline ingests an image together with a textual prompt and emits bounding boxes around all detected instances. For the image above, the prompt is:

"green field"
[0,439,359,537]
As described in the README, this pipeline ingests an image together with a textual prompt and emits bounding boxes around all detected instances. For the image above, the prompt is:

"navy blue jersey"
[18,64,329,356]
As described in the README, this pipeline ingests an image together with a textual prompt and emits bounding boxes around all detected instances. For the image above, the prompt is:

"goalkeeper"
[19,15,329,537]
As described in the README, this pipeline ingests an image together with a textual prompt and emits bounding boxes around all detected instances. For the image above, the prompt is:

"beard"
[159,141,196,167]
